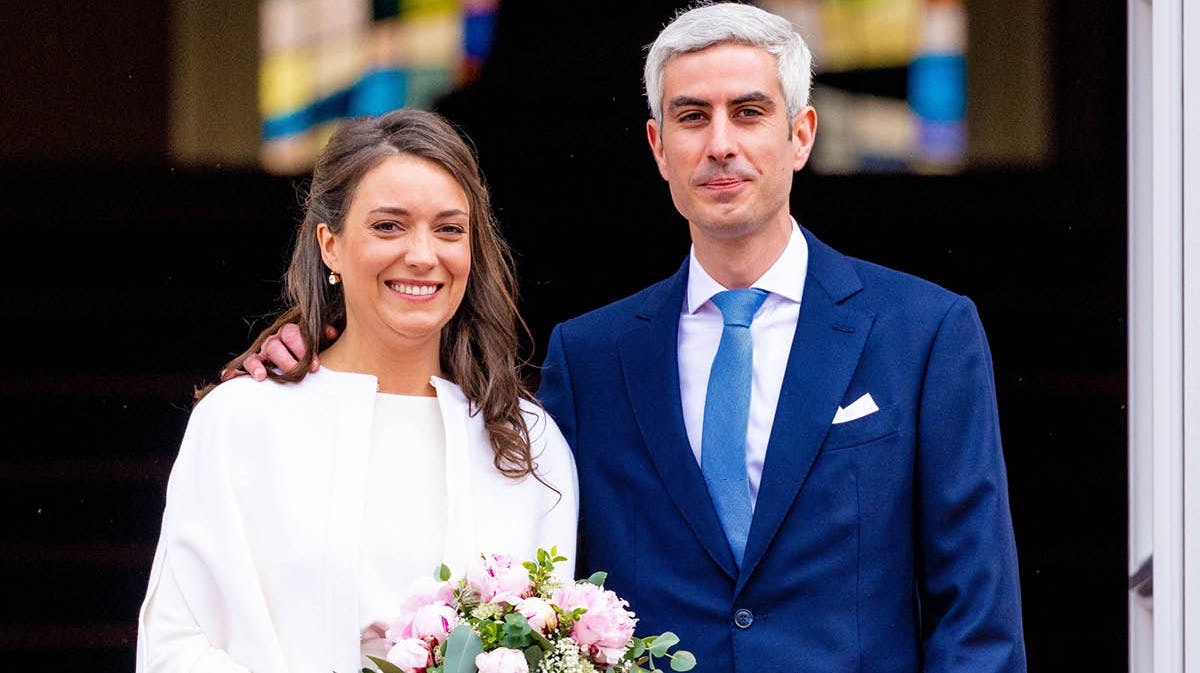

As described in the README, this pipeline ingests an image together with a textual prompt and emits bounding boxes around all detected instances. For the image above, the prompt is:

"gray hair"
[644,2,813,123]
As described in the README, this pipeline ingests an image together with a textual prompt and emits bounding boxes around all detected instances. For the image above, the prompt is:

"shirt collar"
[686,218,809,314]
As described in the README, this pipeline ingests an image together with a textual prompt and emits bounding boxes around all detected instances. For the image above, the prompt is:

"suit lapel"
[736,229,874,594]
[620,261,738,580]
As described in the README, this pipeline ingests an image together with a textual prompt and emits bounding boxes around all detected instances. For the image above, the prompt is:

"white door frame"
[1128,0,1200,670]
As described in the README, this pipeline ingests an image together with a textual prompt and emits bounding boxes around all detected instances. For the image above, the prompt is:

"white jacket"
[137,369,579,673]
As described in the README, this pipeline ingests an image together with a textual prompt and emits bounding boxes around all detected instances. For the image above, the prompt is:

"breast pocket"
[822,403,903,451]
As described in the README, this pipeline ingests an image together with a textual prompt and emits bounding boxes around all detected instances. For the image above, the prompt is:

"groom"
[240,3,1026,671]
[532,4,1025,672]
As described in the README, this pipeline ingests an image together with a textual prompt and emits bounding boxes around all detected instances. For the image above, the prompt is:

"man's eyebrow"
[730,91,775,107]
[666,95,711,111]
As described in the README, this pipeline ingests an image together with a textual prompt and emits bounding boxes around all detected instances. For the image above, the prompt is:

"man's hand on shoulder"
[219,323,335,382]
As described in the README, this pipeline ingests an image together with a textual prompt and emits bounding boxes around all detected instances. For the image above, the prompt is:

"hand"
[220,323,338,382]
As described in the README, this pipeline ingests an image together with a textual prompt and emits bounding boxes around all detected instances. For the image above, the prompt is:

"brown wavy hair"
[203,109,539,481]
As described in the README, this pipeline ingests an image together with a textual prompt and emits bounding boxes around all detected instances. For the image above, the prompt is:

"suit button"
[733,608,754,629]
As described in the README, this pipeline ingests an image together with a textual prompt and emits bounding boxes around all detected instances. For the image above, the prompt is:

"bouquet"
[361,547,696,673]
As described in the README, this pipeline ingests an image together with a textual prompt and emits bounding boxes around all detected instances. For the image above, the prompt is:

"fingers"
[219,367,247,382]
[316,324,339,372]
[243,354,269,381]
[261,334,301,375]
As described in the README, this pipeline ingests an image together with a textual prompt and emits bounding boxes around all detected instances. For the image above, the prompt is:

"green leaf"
[501,613,533,647]
[523,645,544,671]
[649,632,679,657]
[442,624,484,673]
[437,564,452,582]
[366,656,408,673]
[504,612,532,633]
[629,638,647,659]
[586,571,608,587]
[530,630,554,651]
[669,651,697,671]
[501,633,532,649]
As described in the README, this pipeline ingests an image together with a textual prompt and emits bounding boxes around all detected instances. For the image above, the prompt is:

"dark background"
[0,1,1126,670]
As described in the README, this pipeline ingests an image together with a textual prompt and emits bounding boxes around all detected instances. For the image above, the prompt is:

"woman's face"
[319,154,472,350]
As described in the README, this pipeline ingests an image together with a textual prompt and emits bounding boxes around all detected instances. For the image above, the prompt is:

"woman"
[136,109,578,673]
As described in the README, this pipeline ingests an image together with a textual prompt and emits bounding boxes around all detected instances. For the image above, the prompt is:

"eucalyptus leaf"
[586,571,608,587]
[503,612,532,636]
[669,651,697,671]
[630,638,647,659]
[366,655,408,673]
[502,634,532,649]
[649,631,679,657]
[442,624,484,673]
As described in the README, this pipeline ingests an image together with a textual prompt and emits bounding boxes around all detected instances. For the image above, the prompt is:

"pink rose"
[467,554,533,604]
[401,576,456,608]
[386,638,432,672]
[360,622,391,660]
[385,577,457,642]
[409,602,459,643]
[475,647,530,673]
[553,583,637,666]
[515,596,558,634]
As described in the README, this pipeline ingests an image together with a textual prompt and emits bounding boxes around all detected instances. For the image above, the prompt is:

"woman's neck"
[319,329,442,396]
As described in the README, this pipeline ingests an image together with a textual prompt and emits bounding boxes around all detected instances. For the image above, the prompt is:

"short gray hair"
[644,2,813,123]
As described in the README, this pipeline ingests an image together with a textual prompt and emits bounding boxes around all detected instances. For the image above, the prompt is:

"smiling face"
[318,153,471,355]
[647,43,816,249]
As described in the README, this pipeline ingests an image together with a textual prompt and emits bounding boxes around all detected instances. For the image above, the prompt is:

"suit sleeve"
[536,324,578,449]
[535,323,588,574]
[916,296,1026,673]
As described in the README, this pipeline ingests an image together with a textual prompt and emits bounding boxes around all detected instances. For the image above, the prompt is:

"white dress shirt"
[678,220,808,506]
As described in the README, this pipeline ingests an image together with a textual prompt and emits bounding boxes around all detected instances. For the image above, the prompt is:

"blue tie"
[701,288,768,566]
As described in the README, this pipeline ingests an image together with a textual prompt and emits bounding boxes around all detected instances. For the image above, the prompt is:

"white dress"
[136,369,579,673]
[358,393,446,630]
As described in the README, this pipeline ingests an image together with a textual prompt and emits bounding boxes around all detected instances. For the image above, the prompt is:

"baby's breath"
[538,638,598,673]
[537,577,564,599]
[471,602,504,620]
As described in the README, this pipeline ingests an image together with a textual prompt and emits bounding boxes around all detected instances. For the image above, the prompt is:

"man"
[243,4,1025,671]
[532,4,1025,672]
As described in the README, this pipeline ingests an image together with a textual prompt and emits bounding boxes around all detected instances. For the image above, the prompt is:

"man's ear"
[646,118,670,181]
[791,106,818,171]
[316,223,338,271]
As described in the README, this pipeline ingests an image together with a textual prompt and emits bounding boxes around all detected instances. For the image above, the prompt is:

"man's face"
[647,43,816,247]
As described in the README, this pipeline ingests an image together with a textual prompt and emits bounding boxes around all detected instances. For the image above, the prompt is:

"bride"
[136,109,578,673]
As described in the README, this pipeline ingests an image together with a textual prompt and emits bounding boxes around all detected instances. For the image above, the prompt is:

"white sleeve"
[138,544,251,673]
[136,385,287,673]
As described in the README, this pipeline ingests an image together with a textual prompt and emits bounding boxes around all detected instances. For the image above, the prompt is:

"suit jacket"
[536,227,1025,673]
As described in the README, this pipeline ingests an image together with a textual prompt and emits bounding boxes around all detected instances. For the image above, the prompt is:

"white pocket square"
[832,393,879,424]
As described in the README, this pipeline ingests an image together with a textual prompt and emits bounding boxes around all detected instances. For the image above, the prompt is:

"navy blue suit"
[536,227,1026,673]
